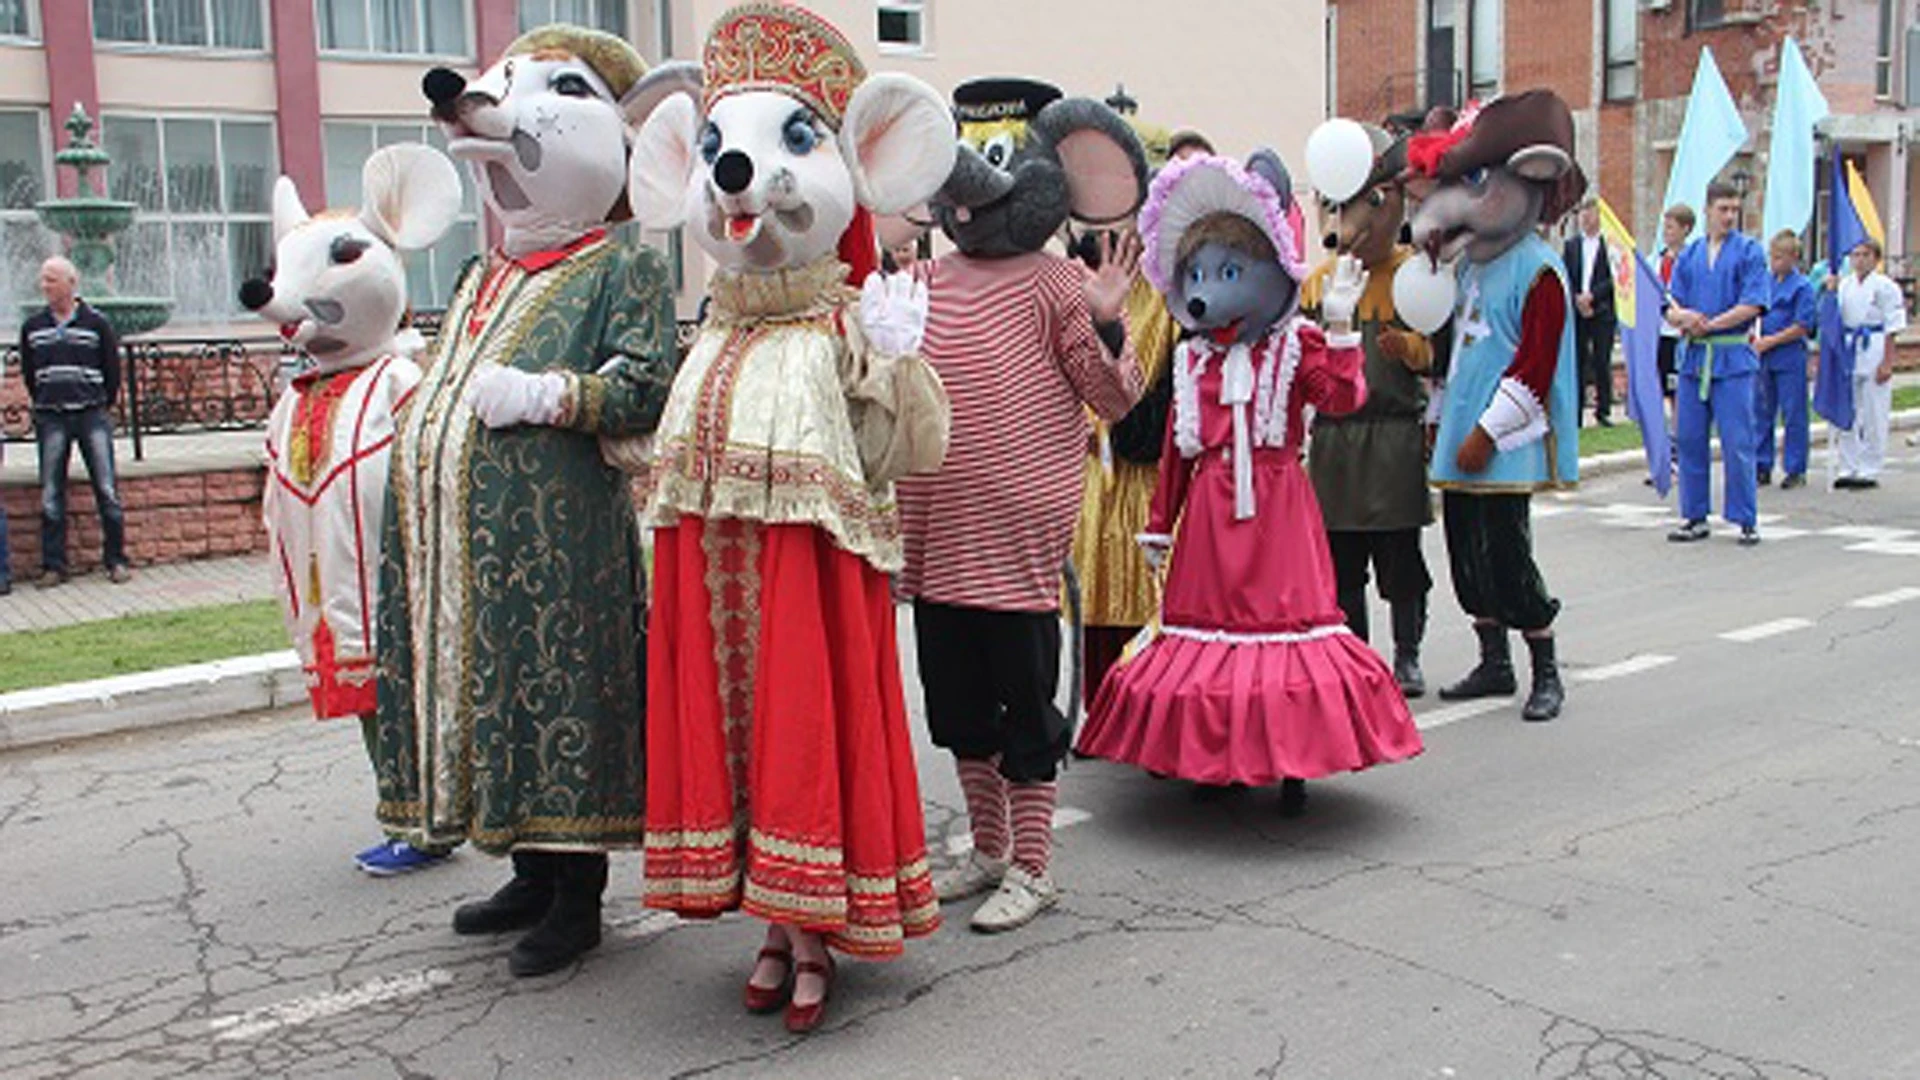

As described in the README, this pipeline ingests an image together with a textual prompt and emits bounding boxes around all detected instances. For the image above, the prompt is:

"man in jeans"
[19,256,131,586]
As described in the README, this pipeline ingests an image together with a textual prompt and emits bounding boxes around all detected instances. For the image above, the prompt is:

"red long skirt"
[645,516,939,957]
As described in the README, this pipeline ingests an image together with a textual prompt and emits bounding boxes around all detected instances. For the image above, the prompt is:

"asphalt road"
[4,445,1919,1080]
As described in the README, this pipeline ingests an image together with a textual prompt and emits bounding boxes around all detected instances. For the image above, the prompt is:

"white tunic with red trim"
[263,353,421,718]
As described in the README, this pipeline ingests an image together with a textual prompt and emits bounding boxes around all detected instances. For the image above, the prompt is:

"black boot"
[508,852,607,977]
[1278,778,1308,818]
[453,851,558,935]
[1521,634,1564,722]
[1438,623,1516,700]
[1337,587,1370,643]
[1390,598,1427,698]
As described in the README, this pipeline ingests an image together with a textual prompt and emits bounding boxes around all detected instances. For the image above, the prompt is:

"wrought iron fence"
[3,312,705,459]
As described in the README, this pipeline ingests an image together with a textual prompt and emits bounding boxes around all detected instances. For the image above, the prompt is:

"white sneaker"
[969,865,1058,933]
[933,851,1007,902]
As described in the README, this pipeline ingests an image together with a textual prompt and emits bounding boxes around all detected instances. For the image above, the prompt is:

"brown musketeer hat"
[1405,89,1587,222]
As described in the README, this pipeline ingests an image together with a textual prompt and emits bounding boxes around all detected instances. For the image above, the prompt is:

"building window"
[1467,0,1499,100]
[92,0,267,50]
[317,0,469,57]
[1874,0,1895,98]
[877,1,925,52]
[100,113,276,321]
[1687,0,1724,34]
[322,121,482,310]
[1425,0,1459,109]
[1,109,54,333]
[1,0,33,38]
[1603,0,1637,102]
[518,0,624,36]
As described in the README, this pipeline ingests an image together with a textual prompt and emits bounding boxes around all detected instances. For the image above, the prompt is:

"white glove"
[1136,534,1171,572]
[465,364,567,429]
[859,271,929,357]
[1320,253,1370,329]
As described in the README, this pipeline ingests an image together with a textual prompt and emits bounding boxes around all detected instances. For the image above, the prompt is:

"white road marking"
[208,968,455,1041]
[1572,654,1678,682]
[1719,617,1814,643]
[945,805,1091,857]
[1593,503,1667,516]
[1530,504,1575,519]
[1820,525,1917,543]
[1846,540,1920,557]
[606,910,681,941]
[1849,586,1920,609]
[1759,526,1810,540]
[1412,697,1512,731]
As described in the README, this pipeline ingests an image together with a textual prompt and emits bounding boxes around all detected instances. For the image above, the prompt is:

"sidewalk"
[0,428,264,483]
[0,552,272,633]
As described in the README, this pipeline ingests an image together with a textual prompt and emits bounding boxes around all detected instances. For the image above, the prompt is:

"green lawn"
[1894,384,1919,411]
[0,599,285,693]
[1578,421,1647,457]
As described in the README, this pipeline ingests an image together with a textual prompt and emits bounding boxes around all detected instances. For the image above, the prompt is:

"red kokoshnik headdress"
[703,2,865,131]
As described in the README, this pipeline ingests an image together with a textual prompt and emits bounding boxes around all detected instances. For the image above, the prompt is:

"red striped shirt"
[897,252,1143,612]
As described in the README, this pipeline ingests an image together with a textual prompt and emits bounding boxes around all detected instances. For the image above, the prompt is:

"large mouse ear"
[622,60,703,129]
[838,73,956,215]
[272,175,311,245]
[629,91,702,230]
[1244,148,1294,209]
[359,144,462,251]
[1031,98,1148,225]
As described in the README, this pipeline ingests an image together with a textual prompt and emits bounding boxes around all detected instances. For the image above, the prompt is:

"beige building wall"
[0,41,47,106]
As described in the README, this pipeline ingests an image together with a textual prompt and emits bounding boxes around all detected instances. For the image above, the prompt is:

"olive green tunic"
[373,234,676,854]
[1303,247,1435,532]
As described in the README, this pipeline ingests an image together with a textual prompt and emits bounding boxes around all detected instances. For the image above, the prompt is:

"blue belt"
[1845,322,1884,357]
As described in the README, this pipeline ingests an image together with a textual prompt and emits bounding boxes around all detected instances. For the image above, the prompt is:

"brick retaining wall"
[2,466,266,579]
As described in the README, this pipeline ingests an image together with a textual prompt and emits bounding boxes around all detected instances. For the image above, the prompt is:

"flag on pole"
[1761,37,1829,241]
[1812,150,1870,429]
[1662,48,1748,240]
[1595,197,1638,329]
[1616,246,1674,495]
[1844,159,1885,249]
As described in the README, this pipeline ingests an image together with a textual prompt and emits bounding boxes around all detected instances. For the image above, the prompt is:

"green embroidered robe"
[374,234,676,854]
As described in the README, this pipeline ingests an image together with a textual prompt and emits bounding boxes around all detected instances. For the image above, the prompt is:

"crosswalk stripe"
[1573,654,1678,682]
[1848,586,1920,609]
[1412,697,1512,731]
[1719,617,1814,643]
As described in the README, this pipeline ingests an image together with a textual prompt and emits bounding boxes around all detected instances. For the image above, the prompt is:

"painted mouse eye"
[1463,166,1490,190]
[782,112,819,156]
[699,122,722,164]
[550,71,593,98]
[328,234,369,265]
[1220,263,1241,283]
[982,133,1015,172]
[1187,265,1205,286]
[1367,189,1387,207]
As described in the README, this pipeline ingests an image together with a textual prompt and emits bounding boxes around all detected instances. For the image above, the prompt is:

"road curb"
[1577,407,1920,482]
[0,651,304,752]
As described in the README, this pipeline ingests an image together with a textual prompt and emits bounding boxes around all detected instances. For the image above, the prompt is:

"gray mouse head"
[931,78,1147,259]
[1405,90,1586,265]
[1140,151,1307,346]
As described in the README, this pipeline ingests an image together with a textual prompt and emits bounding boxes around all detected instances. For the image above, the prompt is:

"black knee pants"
[1442,492,1559,632]
[914,600,1069,783]
[1327,528,1432,605]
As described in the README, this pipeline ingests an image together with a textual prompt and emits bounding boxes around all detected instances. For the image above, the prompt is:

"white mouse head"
[422,24,698,256]
[627,3,954,274]
[239,144,460,373]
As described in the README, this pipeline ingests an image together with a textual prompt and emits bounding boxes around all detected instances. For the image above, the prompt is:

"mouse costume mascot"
[243,145,460,874]
[1405,91,1584,723]
[628,3,955,1034]
[373,25,688,978]
[1302,126,1437,698]
[1074,152,1422,815]
[898,78,1147,933]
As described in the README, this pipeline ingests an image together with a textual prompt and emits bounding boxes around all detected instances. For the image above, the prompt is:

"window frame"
[1686,0,1725,35]
[320,118,484,309]
[517,0,626,37]
[876,0,928,56]
[1874,0,1895,100]
[98,110,280,322]
[315,0,474,63]
[1465,0,1499,101]
[1602,0,1637,103]
[0,0,37,41]
[91,0,272,55]
[1425,0,1460,110]
[0,107,54,334]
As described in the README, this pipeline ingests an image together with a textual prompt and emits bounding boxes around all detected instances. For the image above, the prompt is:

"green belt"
[1693,333,1747,401]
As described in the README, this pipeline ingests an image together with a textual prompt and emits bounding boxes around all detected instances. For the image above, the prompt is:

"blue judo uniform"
[1668,232,1770,529]
[1753,268,1814,480]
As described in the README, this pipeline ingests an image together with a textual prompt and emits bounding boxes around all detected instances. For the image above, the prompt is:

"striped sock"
[956,757,1010,862]
[1008,781,1058,878]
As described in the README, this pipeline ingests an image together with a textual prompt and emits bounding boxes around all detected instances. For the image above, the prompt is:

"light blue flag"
[1662,48,1748,239]
[1761,37,1829,241]
[1619,249,1673,496]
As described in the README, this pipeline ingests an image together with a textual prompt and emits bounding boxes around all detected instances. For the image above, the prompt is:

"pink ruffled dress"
[1076,317,1423,785]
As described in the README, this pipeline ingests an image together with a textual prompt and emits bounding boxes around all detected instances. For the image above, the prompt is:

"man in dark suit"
[1564,198,1617,426]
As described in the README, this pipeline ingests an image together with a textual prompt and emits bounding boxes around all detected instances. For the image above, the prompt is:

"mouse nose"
[238,278,273,312]
[1323,232,1339,250]
[713,150,754,196]
[1186,296,1208,320]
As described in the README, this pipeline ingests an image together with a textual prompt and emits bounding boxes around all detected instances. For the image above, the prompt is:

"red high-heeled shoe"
[743,946,793,1014]
[783,953,836,1034]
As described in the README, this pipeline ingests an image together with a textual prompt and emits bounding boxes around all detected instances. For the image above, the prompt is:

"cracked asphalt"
[3,459,1917,1079]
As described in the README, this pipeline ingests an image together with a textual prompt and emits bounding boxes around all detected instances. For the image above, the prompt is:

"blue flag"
[1761,38,1829,241]
[1620,248,1674,495]
[1812,151,1868,429]
[1662,48,1749,240]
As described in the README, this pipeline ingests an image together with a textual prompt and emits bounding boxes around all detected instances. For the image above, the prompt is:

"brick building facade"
[1328,0,1918,267]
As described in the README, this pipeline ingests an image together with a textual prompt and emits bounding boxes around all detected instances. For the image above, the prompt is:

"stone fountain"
[25,104,173,336]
